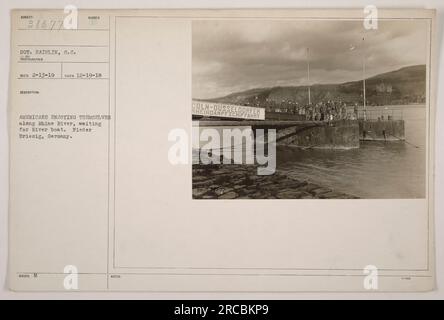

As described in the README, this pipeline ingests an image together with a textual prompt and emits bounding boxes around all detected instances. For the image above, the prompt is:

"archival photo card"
[7,8,436,292]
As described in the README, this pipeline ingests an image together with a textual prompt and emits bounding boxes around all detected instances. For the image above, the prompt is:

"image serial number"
[218,304,269,316]
[174,304,269,318]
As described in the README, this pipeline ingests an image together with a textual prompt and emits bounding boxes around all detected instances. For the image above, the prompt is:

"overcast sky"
[192,19,428,99]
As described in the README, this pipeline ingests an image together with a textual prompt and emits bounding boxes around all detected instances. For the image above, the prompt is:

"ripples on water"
[277,105,426,198]
[192,106,426,198]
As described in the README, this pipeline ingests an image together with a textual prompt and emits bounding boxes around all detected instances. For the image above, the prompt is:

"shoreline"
[192,164,359,199]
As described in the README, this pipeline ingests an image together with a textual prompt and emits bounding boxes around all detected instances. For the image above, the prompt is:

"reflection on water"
[277,105,426,198]
[192,105,426,199]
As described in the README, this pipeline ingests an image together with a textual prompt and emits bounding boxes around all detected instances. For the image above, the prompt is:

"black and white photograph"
[192,19,429,199]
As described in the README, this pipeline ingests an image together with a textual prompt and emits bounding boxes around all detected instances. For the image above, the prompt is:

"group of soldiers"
[296,101,357,121]
[245,99,360,121]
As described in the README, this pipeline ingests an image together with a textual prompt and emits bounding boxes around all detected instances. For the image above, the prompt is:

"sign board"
[192,100,265,120]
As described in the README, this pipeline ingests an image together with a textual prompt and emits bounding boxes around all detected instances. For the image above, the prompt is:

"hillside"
[205,65,426,108]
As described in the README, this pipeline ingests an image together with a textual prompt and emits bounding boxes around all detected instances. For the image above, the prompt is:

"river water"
[277,105,427,198]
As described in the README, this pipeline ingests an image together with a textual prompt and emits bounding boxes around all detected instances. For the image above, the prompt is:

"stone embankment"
[193,164,358,199]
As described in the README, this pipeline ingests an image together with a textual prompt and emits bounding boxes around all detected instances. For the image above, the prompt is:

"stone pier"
[358,119,405,141]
